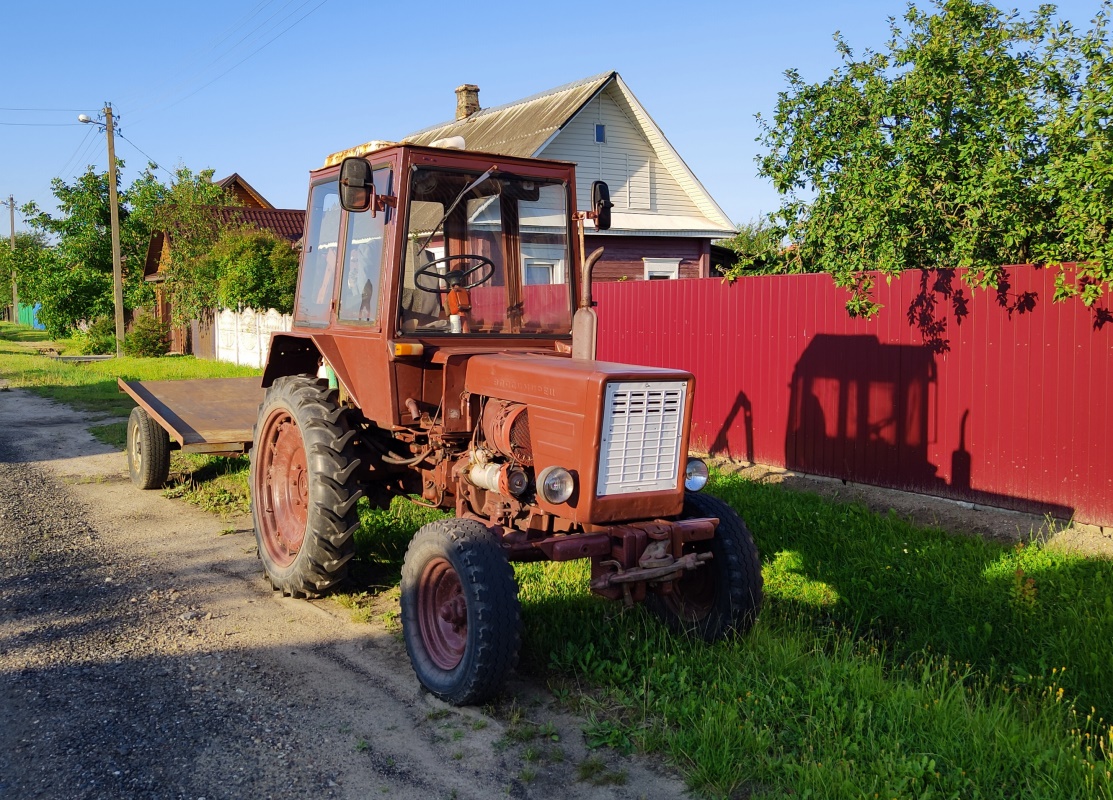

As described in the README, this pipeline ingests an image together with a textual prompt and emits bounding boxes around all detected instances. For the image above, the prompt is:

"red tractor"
[122,142,762,705]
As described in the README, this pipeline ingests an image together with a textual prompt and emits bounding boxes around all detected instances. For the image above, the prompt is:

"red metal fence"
[594,266,1113,527]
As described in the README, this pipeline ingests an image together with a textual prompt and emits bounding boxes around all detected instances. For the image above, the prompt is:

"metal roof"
[402,72,615,157]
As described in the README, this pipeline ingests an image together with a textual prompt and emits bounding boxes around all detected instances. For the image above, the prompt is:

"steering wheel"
[414,254,495,293]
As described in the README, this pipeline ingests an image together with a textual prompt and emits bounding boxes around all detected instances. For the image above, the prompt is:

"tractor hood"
[464,353,695,524]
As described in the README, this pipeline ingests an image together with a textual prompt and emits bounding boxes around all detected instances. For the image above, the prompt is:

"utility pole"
[6,195,15,324]
[104,104,125,358]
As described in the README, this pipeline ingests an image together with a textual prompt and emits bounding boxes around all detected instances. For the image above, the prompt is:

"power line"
[0,121,83,127]
[115,131,176,179]
[128,0,326,121]
[55,125,96,179]
[70,130,106,175]
[0,106,88,112]
[117,0,280,112]
[126,0,301,118]
[159,0,327,114]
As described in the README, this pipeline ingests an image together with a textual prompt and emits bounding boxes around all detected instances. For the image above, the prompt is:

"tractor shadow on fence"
[781,334,1073,521]
[709,390,754,464]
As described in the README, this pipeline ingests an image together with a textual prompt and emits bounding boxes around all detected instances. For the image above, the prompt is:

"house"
[401,72,737,281]
[214,173,274,209]
[142,174,305,354]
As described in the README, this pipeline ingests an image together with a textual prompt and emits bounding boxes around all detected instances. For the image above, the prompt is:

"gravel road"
[0,389,687,800]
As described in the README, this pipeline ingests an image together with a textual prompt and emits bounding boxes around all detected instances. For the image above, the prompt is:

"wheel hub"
[418,558,467,670]
[131,420,143,469]
[255,412,309,568]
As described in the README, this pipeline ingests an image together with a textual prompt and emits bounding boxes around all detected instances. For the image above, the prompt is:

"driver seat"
[401,249,445,332]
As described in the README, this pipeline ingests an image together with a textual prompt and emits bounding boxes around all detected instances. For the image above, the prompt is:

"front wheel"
[400,519,521,705]
[645,492,763,641]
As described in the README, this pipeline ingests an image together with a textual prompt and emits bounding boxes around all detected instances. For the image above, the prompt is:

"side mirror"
[591,181,613,231]
[339,157,373,212]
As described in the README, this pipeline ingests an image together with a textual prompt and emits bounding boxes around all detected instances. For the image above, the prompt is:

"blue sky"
[1,0,1104,234]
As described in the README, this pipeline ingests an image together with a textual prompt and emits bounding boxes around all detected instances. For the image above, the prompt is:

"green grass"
[163,453,252,518]
[515,475,1113,799]
[0,321,260,417]
[1,321,1110,798]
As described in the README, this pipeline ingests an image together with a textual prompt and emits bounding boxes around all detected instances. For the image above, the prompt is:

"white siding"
[542,85,704,222]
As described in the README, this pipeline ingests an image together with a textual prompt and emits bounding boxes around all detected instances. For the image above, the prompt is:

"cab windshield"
[399,168,572,335]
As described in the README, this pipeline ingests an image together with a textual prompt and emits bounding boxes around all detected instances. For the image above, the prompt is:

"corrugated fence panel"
[594,266,1112,526]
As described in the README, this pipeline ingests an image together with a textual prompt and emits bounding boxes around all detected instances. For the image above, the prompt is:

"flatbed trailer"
[117,377,264,456]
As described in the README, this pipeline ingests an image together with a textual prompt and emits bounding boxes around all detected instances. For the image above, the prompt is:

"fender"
[261,332,320,388]
[262,332,360,402]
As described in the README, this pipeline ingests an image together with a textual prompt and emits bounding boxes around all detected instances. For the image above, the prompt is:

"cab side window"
[295,179,342,327]
[338,167,391,324]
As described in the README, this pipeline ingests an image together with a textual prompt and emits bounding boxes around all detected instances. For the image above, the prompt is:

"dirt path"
[0,388,687,800]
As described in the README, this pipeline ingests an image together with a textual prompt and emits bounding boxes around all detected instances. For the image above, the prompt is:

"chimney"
[455,84,480,120]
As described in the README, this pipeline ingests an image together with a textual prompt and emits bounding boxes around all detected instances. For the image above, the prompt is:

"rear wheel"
[646,492,763,641]
[400,518,521,705]
[127,406,170,489]
[250,375,362,598]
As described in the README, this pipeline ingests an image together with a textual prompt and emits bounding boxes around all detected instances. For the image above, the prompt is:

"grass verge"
[515,475,1113,799]
[0,321,259,417]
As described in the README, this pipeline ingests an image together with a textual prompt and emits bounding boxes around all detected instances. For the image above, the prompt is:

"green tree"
[210,226,299,314]
[128,166,235,326]
[22,165,130,334]
[715,218,782,274]
[19,160,167,335]
[750,0,1113,315]
[1034,5,1113,305]
[0,232,61,332]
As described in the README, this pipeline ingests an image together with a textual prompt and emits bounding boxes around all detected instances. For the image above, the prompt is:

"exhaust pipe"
[572,247,605,361]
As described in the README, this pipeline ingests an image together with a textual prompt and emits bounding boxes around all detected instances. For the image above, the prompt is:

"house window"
[524,261,556,285]
[595,123,606,144]
[643,257,681,280]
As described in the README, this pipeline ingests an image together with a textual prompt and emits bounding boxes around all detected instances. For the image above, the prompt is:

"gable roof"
[402,72,735,235]
[404,72,614,158]
[214,173,273,209]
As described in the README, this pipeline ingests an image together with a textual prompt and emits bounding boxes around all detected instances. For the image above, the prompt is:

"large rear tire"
[250,375,362,598]
[400,518,521,705]
[127,406,170,489]
[645,492,763,641]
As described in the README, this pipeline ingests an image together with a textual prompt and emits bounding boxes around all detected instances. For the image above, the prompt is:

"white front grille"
[597,380,686,496]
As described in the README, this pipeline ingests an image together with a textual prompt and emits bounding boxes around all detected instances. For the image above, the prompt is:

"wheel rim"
[255,409,309,568]
[663,544,715,621]
[130,418,143,471]
[418,557,467,670]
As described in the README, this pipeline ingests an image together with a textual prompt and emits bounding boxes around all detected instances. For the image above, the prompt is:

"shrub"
[124,313,170,357]
[75,316,117,355]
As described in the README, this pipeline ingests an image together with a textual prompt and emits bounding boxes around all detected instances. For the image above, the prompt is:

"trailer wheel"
[401,518,521,705]
[646,492,763,641]
[127,406,170,489]
[250,375,362,598]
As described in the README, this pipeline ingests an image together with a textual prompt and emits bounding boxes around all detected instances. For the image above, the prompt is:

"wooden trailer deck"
[118,377,265,454]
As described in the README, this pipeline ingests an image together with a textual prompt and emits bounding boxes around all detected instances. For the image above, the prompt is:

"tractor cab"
[294,142,585,343]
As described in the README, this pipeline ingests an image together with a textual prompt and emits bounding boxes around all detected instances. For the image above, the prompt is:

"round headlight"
[537,465,575,504]
[684,458,709,492]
